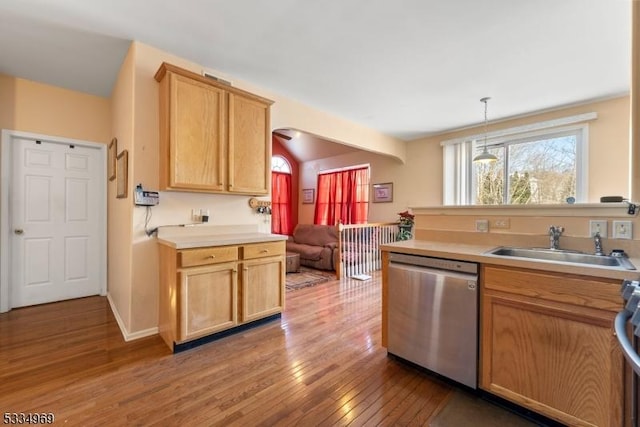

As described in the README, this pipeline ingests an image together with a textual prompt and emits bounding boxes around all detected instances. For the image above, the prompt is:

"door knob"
[14,229,24,235]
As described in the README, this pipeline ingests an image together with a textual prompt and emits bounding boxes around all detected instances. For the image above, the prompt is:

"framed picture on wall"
[302,188,315,204]
[108,138,117,181]
[116,150,128,199]
[372,182,393,203]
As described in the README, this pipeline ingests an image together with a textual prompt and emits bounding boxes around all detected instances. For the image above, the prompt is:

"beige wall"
[0,74,16,130]
[119,42,409,335]
[412,204,640,258]
[0,73,110,143]
[298,97,630,228]
[109,44,135,332]
[298,151,405,225]
[631,0,640,201]
[124,43,271,335]
[404,96,630,206]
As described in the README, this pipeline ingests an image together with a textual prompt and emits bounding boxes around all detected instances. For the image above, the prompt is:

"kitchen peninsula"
[157,225,287,352]
[380,235,637,427]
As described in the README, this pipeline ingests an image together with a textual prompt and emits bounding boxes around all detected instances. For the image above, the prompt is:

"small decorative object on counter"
[397,210,415,240]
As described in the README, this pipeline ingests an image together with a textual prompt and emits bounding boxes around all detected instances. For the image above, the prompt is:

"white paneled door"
[10,137,103,308]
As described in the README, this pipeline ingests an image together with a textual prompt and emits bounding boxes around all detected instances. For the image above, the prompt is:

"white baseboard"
[107,293,158,342]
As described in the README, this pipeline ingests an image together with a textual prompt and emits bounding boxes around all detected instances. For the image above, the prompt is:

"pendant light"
[473,97,498,163]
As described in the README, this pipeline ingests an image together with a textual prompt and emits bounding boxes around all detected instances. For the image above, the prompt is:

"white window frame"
[442,113,594,205]
[271,155,291,173]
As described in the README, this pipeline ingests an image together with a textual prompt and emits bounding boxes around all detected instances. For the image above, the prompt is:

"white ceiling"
[0,0,632,142]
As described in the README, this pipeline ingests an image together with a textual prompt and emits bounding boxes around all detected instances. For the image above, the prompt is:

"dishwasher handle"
[615,310,640,376]
[388,252,478,275]
[389,261,478,284]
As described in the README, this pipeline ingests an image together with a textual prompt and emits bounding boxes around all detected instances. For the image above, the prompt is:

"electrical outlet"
[613,220,633,239]
[475,219,489,233]
[589,220,608,237]
[492,218,510,229]
[200,208,210,222]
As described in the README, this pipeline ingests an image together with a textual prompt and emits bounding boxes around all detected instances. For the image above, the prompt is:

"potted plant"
[397,210,415,240]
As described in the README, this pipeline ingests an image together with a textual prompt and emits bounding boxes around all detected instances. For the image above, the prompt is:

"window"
[272,155,291,173]
[314,166,370,225]
[443,115,592,205]
[271,156,292,234]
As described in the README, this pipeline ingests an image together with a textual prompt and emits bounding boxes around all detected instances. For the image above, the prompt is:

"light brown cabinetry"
[180,262,237,340]
[480,265,624,427]
[159,240,285,351]
[240,241,285,322]
[155,62,273,195]
[228,93,270,194]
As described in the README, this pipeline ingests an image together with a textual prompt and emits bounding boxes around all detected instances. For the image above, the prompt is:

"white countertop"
[380,239,640,281]
[158,232,287,249]
[156,224,287,249]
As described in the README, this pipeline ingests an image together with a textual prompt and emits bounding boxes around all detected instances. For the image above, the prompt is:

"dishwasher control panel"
[388,252,478,274]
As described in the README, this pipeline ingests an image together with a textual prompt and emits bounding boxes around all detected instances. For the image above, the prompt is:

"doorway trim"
[1,129,107,313]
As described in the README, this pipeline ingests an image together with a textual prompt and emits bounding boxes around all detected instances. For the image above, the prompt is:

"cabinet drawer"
[179,246,238,268]
[243,241,284,260]
[482,265,621,312]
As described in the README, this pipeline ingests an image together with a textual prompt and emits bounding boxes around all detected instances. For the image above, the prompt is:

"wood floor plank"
[0,271,467,426]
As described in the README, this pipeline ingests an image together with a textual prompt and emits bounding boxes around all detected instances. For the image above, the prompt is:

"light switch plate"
[613,220,633,239]
[589,220,607,237]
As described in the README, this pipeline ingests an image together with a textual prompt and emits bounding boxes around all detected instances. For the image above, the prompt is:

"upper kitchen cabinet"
[155,62,273,194]
[228,93,270,194]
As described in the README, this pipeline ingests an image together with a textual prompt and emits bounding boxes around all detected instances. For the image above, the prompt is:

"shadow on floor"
[429,390,545,427]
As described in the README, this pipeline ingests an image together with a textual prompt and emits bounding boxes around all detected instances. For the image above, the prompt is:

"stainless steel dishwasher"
[387,252,478,388]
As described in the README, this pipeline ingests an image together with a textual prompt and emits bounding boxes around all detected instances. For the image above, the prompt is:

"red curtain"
[314,167,369,225]
[271,172,293,235]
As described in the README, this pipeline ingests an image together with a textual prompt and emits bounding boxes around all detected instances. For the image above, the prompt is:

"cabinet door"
[481,289,623,427]
[166,73,226,191]
[227,93,270,194]
[240,256,285,322]
[179,262,237,341]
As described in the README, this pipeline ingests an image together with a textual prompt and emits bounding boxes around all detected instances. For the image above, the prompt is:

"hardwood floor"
[0,273,454,426]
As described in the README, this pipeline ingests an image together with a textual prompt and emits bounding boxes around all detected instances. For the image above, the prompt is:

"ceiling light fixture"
[473,97,498,164]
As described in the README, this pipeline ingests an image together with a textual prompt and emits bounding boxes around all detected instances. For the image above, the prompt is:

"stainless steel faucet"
[594,231,604,256]
[549,226,564,250]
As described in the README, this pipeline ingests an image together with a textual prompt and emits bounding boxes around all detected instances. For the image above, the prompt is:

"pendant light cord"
[473,97,497,163]
[481,96,490,150]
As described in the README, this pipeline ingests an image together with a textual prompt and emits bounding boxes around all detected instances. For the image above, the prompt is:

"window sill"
[411,203,632,218]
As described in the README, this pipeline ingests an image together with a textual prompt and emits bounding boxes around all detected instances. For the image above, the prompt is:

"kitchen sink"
[485,246,636,270]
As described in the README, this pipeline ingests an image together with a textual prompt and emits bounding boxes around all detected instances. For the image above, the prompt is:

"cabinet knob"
[207,255,216,259]
[260,249,269,253]
[14,229,24,235]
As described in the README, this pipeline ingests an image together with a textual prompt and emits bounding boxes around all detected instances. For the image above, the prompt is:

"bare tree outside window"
[475,147,504,205]
[474,134,577,205]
